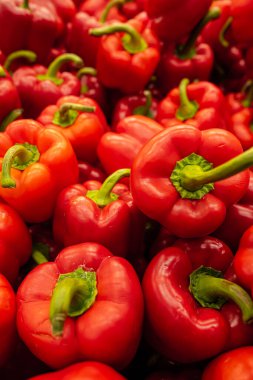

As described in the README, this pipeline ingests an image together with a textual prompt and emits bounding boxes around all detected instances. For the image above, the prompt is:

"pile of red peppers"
[2,0,253,379]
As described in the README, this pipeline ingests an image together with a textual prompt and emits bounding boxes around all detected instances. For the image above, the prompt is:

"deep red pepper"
[0,66,21,129]
[131,125,250,238]
[97,115,163,174]
[28,361,126,380]
[156,79,227,130]
[37,95,108,163]
[78,161,106,183]
[142,243,253,363]
[12,53,83,118]
[17,242,144,369]
[0,119,78,223]
[231,0,253,46]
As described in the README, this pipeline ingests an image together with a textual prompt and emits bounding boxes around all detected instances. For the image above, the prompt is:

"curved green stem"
[90,23,148,54]
[0,109,23,132]
[77,67,97,78]
[178,7,221,58]
[0,66,6,78]
[32,249,49,265]
[4,50,37,72]
[86,168,131,207]
[53,103,95,128]
[133,90,153,118]
[175,78,199,121]
[190,266,253,323]
[242,80,253,108]
[1,143,40,188]
[50,268,97,337]
[100,0,126,23]
[219,16,233,48]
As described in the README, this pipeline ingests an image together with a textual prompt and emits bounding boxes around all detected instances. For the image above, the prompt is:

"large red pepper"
[131,125,251,238]
[0,119,78,223]
[97,115,163,174]
[90,14,160,94]
[28,361,126,380]
[142,243,253,363]
[156,79,227,130]
[17,242,144,369]
[37,95,108,164]
[12,53,83,118]
[202,346,253,380]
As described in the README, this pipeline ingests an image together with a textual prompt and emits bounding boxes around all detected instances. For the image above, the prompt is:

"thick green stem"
[86,168,131,207]
[133,90,153,118]
[77,67,97,78]
[21,0,29,9]
[190,266,253,323]
[0,109,23,132]
[53,103,95,128]
[4,50,37,72]
[219,16,233,48]
[0,66,6,78]
[50,268,97,337]
[242,80,253,108]
[90,23,148,54]
[175,78,199,121]
[100,0,126,23]
[178,7,221,58]
[1,143,40,188]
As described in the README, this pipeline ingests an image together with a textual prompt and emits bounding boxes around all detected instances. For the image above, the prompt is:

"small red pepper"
[28,361,126,380]
[156,78,227,130]
[37,95,108,163]
[17,242,144,369]
[131,125,251,238]
[78,161,106,183]
[0,119,79,223]
[12,53,83,118]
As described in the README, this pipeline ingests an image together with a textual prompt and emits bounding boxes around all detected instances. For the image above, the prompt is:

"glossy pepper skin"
[12,53,83,118]
[144,0,212,43]
[202,346,253,380]
[28,361,126,380]
[156,79,227,131]
[17,242,144,369]
[0,274,16,366]
[142,243,253,364]
[0,119,78,223]
[37,95,108,163]
[131,125,250,238]
[98,115,163,174]
[0,66,21,129]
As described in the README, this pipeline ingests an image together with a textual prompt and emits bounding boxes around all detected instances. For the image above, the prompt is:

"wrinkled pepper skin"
[28,361,126,380]
[17,243,144,370]
[202,346,253,380]
[0,120,78,223]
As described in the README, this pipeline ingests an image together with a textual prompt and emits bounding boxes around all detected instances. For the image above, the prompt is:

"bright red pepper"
[0,119,78,223]
[156,79,227,130]
[142,242,253,363]
[231,0,253,46]
[90,13,160,94]
[131,125,251,238]
[12,53,83,118]
[98,115,163,174]
[28,361,126,380]
[202,346,253,380]
[17,242,144,369]
[37,95,108,163]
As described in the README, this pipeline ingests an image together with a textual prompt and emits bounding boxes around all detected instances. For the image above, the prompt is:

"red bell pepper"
[35,0,76,23]
[156,78,227,130]
[202,346,253,380]
[142,243,253,363]
[28,361,126,380]
[156,8,220,93]
[0,119,78,223]
[90,14,160,94]
[131,125,251,238]
[12,53,83,118]
[53,168,146,259]
[78,161,106,183]
[0,0,63,63]
[17,242,144,369]
[231,0,253,46]
[37,95,108,164]
[144,0,212,43]
[97,115,163,174]
[0,274,16,366]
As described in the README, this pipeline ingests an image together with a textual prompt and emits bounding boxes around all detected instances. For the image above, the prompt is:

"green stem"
[0,66,6,78]
[178,7,221,58]
[53,103,95,128]
[219,16,233,48]
[4,50,37,72]
[190,266,253,323]
[1,143,40,188]
[242,80,253,108]
[0,109,23,132]
[175,78,199,121]
[100,0,126,23]
[133,90,153,118]
[50,268,97,337]
[77,67,97,78]
[86,168,131,207]
[21,0,29,9]
[32,250,48,265]
[90,23,148,54]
